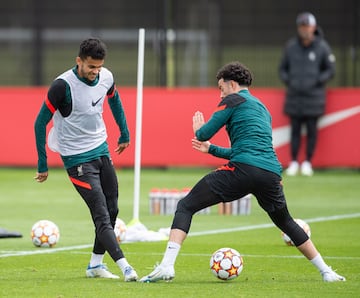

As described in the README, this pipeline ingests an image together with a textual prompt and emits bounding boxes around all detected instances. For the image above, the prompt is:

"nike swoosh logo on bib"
[92,97,103,106]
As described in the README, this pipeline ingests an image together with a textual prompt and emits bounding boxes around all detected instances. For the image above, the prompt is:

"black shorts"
[66,156,119,225]
[205,162,286,213]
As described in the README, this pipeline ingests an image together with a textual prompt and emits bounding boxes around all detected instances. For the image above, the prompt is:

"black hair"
[216,61,253,86]
[78,38,107,60]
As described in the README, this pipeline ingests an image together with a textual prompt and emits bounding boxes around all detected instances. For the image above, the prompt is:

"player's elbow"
[195,131,208,142]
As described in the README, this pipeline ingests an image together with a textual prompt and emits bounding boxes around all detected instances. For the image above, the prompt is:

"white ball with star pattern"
[210,247,243,280]
[31,220,60,248]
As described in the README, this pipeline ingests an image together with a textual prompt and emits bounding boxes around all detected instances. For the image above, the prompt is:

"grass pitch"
[0,167,359,297]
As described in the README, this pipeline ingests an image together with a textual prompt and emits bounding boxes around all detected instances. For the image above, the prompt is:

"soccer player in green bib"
[34,38,138,281]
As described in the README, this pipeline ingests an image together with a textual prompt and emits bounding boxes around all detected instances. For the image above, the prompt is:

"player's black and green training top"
[34,66,129,173]
[195,89,282,176]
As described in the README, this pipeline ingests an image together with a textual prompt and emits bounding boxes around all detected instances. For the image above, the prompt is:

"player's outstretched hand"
[115,142,130,155]
[192,138,210,153]
[34,172,48,183]
[193,111,205,133]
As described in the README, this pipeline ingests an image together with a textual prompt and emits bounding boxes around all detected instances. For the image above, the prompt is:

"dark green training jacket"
[195,89,282,176]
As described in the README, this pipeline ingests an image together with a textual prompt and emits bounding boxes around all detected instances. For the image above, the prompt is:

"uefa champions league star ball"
[210,247,243,280]
[31,220,60,248]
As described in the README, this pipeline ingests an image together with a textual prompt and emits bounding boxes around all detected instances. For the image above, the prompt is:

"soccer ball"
[114,218,127,243]
[210,247,243,280]
[31,220,60,248]
[281,218,311,246]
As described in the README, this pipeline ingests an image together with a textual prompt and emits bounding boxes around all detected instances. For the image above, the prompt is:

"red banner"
[1,87,359,168]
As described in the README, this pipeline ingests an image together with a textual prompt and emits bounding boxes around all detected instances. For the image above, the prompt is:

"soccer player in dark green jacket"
[140,61,345,283]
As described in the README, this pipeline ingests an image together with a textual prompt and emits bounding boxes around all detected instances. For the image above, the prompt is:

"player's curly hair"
[78,38,107,60]
[216,61,253,86]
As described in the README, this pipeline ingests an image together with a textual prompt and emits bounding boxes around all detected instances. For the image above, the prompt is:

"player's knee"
[268,206,292,229]
[171,199,194,233]
[176,197,196,215]
[269,207,309,246]
[284,220,309,246]
[95,218,114,238]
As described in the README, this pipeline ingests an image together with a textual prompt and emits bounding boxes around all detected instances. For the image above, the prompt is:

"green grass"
[0,167,359,297]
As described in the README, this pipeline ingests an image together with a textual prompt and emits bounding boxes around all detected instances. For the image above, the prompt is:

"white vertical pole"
[132,28,145,222]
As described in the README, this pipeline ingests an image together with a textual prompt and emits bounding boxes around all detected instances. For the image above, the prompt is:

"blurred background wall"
[0,0,358,87]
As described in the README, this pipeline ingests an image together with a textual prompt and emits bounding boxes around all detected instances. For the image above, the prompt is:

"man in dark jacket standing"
[279,12,335,176]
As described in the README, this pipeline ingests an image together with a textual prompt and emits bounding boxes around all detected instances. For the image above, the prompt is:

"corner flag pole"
[131,28,145,223]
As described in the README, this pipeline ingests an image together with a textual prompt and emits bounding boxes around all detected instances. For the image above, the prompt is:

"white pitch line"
[1,213,359,258]
[67,251,360,260]
[0,244,92,258]
[178,253,360,260]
